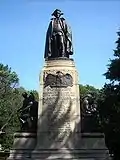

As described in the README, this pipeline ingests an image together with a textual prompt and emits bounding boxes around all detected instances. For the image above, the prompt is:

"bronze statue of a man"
[17,92,38,132]
[44,9,73,59]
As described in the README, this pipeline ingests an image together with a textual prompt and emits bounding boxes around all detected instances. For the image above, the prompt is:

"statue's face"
[22,92,27,98]
[55,11,61,18]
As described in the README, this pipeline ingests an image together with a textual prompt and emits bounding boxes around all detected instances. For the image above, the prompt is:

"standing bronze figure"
[44,9,73,59]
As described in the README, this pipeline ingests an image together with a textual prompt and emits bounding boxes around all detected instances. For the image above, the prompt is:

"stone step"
[8,149,110,160]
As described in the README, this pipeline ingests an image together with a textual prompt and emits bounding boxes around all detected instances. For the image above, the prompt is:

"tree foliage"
[98,30,120,158]
[0,63,39,150]
[0,64,27,149]
[104,31,120,82]
[79,84,100,101]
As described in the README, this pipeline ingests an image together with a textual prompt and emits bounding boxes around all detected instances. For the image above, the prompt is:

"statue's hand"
[69,51,73,55]
[48,52,51,57]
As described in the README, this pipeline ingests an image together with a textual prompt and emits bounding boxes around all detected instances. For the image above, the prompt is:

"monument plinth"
[39,58,80,148]
[31,58,81,159]
[7,132,37,160]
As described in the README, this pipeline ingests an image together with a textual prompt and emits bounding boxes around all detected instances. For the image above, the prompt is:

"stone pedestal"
[31,58,110,160]
[32,58,81,159]
[8,58,110,159]
[79,133,110,159]
[7,132,37,160]
[31,133,110,160]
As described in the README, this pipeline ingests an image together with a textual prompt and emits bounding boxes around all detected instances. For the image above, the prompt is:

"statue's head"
[22,92,28,98]
[29,92,35,102]
[84,94,92,99]
[52,9,63,18]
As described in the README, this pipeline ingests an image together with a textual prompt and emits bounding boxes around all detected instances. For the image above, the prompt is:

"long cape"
[44,18,73,59]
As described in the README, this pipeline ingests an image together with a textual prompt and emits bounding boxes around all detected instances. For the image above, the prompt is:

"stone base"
[7,132,111,159]
[31,133,110,160]
[8,148,110,160]
[7,132,37,160]
[31,149,110,160]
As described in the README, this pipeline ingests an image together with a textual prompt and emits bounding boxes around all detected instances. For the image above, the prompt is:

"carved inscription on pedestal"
[43,72,74,142]
[47,102,71,142]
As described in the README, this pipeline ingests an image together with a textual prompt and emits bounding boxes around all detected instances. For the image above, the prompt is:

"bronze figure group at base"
[17,92,38,132]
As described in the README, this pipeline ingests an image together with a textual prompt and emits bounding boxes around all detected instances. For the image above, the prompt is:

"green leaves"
[79,84,100,100]
[104,58,120,81]
[104,30,120,83]
[0,63,39,150]
[98,29,120,156]
[0,64,23,149]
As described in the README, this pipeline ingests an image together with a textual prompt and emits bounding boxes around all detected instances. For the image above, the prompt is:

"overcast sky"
[0,0,120,90]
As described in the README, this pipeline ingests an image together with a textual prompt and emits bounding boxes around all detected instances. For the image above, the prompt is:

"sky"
[0,0,120,91]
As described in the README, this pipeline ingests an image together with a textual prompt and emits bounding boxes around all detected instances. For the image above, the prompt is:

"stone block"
[7,132,36,160]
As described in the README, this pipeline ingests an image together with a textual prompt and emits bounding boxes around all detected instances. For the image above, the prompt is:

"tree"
[98,30,120,159]
[79,84,99,96]
[0,64,39,150]
[104,30,120,82]
[0,64,25,150]
[79,84,100,103]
